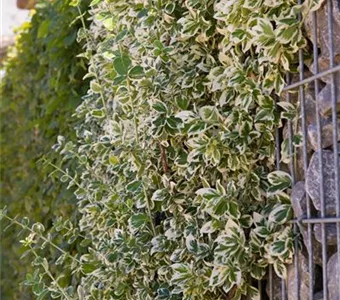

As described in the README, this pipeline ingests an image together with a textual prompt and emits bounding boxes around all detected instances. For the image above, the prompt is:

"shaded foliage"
[0,0,89,298]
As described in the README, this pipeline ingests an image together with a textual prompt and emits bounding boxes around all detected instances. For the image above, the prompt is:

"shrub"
[0,0,89,298]
[1,0,323,299]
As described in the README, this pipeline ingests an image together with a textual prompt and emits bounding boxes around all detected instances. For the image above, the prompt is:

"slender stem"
[126,78,139,143]
[46,161,81,189]
[30,247,72,300]
[45,160,96,204]
[158,142,168,174]
[143,186,156,235]
[1,214,81,264]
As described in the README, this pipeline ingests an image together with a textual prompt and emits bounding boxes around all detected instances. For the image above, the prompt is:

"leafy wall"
[0,0,327,299]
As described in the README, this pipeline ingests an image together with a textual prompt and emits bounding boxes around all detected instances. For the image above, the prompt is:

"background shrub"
[0,0,89,298]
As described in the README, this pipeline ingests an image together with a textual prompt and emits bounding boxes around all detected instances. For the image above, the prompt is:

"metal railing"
[266,0,340,299]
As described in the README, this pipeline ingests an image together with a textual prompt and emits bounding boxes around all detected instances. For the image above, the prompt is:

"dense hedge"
[1,0,324,299]
[0,0,89,298]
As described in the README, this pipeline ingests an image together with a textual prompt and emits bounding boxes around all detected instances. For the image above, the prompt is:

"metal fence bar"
[285,72,298,300]
[311,5,328,300]
[283,64,340,91]
[326,0,340,297]
[271,1,340,298]
[268,265,273,300]
[298,61,311,300]
[274,95,287,300]
[300,217,340,224]
[286,74,296,184]
[258,280,262,299]
[297,2,308,295]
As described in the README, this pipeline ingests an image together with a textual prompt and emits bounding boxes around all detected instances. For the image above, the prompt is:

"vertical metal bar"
[313,18,328,299]
[298,58,311,300]
[281,279,286,300]
[296,1,311,298]
[275,122,281,170]
[286,80,301,300]
[274,95,287,299]
[293,222,300,298]
[258,280,262,299]
[269,265,273,299]
[285,74,296,300]
[311,9,325,300]
[286,74,296,185]
[326,0,340,296]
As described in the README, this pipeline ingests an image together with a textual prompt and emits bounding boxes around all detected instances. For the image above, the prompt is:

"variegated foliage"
[1,0,324,299]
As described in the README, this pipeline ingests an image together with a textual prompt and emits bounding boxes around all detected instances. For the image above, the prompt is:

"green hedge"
[1,0,323,299]
[0,0,89,298]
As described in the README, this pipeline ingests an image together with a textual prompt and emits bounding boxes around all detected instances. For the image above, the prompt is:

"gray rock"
[287,251,314,300]
[317,81,340,117]
[295,139,312,182]
[311,57,340,84]
[305,92,318,125]
[314,223,339,245]
[280,70,315,104]
[328,252,340,300]
[314,290,324,300]
[291,182,325,265]
[304,0,340,106]
[301,225,325,266]
[306,150,340,216]
[265,255,323,300]
[290,183,337,265]
[304,0,340,65]
[292,181,308,219]
[265,274,282,300]
[302,91,340,151]
[287,256,323,299]
[307,118,340,151]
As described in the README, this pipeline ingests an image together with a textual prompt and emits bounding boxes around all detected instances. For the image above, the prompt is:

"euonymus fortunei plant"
[1,0,324,299]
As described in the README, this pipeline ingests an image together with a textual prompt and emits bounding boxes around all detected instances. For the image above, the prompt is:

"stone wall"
[275,0,340,299]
